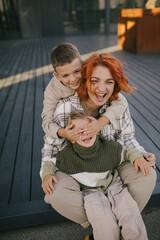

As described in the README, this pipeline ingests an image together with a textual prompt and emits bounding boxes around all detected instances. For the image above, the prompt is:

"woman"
[41,53,156,229]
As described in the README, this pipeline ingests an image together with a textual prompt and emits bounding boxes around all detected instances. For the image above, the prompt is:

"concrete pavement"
[0,206,160,240]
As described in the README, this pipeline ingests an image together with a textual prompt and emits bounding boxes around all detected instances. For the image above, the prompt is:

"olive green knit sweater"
[54,137,143,191]
[56,137,123,174]
[42,137,143,192]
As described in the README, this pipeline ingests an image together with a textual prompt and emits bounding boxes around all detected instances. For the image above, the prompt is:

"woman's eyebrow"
[106,78,115,81]
[90,77,99,80]
[91,77,114,81]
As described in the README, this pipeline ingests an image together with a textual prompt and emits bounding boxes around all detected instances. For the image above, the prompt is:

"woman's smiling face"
[87,65,115,107]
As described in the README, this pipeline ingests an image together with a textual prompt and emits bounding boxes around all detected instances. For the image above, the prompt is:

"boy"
[41,43,127,141]
[42,111,149,240]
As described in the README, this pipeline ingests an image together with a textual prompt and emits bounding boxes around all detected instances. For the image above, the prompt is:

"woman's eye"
[91,79,98,83]
[106,81,114,84]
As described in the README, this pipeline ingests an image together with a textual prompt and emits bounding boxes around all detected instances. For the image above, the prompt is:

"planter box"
[118,8,160,54]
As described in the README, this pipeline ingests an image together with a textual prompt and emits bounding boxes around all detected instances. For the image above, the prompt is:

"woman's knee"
[48,171,81,202]
[44,171,89,227]
[118,161,157,211]
[118,161,157,186]
[145,167,157,186]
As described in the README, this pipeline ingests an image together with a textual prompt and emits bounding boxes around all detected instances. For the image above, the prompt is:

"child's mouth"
[71,80,80,86]
[83,137,92,143]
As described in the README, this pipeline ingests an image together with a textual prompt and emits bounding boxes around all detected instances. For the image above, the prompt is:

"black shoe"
[85,234,94,240]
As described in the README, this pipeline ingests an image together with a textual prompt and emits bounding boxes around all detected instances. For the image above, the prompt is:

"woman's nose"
[97,83,106,91]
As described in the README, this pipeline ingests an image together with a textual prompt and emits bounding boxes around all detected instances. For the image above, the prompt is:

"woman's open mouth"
[95,93,107,101]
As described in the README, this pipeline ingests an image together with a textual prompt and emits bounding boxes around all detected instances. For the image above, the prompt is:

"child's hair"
[67,111,89,126]
[77,53,137,101]
[51,43,82,70]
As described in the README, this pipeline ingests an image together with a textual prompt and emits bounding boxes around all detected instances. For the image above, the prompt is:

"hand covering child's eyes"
[81,117,100,137]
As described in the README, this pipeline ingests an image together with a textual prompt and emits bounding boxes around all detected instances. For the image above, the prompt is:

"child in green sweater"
[42,111,150,240]
[41,43,127,142]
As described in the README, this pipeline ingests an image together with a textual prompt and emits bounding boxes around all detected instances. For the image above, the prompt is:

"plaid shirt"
[40,93,146,178]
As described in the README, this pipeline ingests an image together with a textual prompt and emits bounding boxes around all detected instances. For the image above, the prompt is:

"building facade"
[0,0,146,39]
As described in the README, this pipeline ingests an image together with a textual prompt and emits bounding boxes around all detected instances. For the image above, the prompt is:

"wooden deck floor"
[0,34,160,231]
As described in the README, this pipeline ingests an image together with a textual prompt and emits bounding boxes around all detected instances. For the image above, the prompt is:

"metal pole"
[105,0,110,34]
[83,0,87,33]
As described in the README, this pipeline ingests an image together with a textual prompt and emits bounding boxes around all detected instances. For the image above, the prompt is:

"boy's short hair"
[51,43,82,70]
[67,111,89,126]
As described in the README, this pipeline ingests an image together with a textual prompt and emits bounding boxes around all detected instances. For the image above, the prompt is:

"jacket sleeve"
[122,102,147,153]
[41,78,62,139]
[121,146,143,164]
[103,93,127,123]
[40,135,68,181]
[41,161,57,182]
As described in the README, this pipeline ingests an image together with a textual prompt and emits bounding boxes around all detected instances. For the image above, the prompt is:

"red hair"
[77,53,136,101]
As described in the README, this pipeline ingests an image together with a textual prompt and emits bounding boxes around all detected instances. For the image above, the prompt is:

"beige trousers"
[45,161,156,228]
[83,177,148,240]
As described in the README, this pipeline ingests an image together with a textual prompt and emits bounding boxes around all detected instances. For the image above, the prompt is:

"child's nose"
[70,74,76,82]
[82,131,88,136]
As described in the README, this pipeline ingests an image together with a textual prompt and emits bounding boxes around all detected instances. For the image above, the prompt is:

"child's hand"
[41,174,58,195]
[143,153,156,169]
[134,157,150,176]
[64,124,82,141]
[81,117,101,136]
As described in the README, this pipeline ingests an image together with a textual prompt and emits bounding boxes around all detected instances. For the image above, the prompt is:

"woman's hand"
[64,124,83,141]
[143,153,156,169]
[58,124,82,141]
[134,157,150,176]
[41,174,58,195]
[81,117,101,136]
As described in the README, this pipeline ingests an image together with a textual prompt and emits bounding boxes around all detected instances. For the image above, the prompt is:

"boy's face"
[71,118,96,147]
[54,58,82,90]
